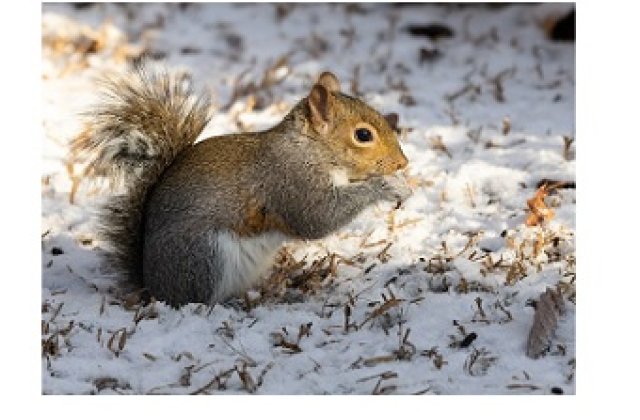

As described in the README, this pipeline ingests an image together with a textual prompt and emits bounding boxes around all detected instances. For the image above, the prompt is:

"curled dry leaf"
[526,287,566,358]
[525,184,555,227]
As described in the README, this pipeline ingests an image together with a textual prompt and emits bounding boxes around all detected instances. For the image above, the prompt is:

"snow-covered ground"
[41,3,575,395]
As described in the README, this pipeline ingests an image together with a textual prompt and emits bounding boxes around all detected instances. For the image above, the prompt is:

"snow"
[41,3,575,395]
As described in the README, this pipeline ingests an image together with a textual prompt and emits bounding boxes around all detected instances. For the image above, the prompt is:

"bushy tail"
[72,65,211,286]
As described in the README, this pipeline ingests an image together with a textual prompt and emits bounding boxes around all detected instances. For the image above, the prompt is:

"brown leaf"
[525,184,555,227]
[526,287,565,358]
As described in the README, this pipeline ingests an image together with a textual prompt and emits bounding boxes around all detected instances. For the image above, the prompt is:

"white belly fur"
[210,230,287,303]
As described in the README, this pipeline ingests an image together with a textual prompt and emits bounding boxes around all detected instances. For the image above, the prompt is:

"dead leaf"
[526,287,565,358]
[525,184,555,226]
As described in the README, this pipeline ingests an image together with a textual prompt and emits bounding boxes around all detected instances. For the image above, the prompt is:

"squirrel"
[73,66,411,307]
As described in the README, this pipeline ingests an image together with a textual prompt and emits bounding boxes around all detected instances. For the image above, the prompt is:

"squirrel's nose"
[396,153,409,170]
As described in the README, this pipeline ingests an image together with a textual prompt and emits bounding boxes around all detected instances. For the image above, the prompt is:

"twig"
[358,298,404,329]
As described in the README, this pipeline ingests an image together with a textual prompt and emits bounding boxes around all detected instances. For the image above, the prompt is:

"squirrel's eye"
[354,128,373,142]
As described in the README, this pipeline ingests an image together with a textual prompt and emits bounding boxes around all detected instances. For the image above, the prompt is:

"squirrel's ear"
[308,84,332,134]
[317,71,341,93]
[384,112,399,132]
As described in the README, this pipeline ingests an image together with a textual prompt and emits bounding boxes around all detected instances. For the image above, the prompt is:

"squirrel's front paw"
[374,175,412,204]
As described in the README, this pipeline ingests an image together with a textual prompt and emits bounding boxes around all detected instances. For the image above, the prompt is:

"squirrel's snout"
[379,152,408,175]
[396,153,409,170]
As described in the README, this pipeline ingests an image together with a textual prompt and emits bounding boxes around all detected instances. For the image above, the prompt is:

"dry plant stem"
[358,298,404,329]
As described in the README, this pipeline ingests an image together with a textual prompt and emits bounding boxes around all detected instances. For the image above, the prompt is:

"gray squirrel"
[73,66,411,306]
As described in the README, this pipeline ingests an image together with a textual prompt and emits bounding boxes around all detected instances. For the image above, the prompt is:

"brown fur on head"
[306,71,408,181]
